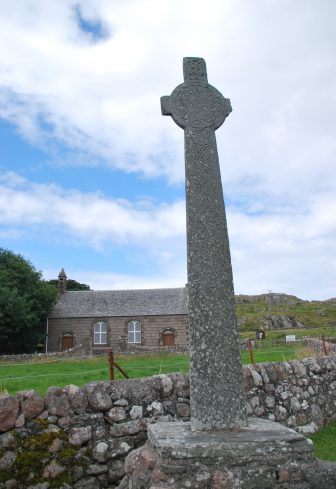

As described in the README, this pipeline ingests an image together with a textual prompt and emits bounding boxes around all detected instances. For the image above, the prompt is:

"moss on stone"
[5,428,76,487]
[0,469,12,484]
[59,445,76,461]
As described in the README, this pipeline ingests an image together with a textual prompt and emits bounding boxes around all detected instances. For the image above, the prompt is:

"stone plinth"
[124,419,324,488]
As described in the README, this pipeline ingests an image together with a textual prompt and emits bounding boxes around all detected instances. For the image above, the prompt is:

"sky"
[0,0,335,300]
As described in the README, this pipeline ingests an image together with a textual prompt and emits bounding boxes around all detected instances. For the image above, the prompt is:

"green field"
[0,344,306,396]
[310,421,336,461]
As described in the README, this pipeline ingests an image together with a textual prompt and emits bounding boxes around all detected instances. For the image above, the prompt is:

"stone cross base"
[122,419,336,489]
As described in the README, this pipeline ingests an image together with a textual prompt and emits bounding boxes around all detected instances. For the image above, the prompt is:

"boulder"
[0,395,19,433]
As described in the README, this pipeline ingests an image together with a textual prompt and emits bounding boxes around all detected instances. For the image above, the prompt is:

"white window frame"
[93,321,107,345]
[127,320,141,344]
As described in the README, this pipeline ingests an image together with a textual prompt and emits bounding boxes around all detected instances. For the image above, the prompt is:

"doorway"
[163,331,174,347]
[61,334,73,351]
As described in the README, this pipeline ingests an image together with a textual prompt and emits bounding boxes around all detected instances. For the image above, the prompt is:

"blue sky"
[0,0,335,300]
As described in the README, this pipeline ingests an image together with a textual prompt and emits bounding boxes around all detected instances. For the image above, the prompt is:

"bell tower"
[58,268,67,294]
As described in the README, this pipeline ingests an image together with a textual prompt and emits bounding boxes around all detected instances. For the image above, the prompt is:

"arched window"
[93,321,107,345]
[127,320,141,344]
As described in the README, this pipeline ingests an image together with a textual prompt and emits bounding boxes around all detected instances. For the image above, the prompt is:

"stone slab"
[147,418,314,460]
[123,419,321,488]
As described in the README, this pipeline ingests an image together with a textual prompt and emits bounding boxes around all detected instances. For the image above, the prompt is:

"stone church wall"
[1,354,336,488]
[48,314,189,353]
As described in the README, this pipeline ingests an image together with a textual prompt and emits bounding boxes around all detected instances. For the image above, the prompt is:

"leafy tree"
[0,248,58,353]
[47,279,91,291]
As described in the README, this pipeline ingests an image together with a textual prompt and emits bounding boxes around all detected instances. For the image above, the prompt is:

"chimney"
[58,268,67,294]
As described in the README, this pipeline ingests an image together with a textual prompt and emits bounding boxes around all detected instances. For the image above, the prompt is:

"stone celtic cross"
[161,58,247,431]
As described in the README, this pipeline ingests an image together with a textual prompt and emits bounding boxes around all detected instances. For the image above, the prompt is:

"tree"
[47,279,91,291]
[0,248,58,353]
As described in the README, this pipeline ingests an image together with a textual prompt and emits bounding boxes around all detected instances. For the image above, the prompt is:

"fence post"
[248,340,255,365]
[109,349,114,381]
[322,336,328,356]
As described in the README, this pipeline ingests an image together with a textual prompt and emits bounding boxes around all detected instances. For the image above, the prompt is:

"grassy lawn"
[0,345,302,396]
[310,421,336,461]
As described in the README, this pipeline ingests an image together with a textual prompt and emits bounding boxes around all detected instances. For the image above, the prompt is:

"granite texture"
[124,420,332,489]
[161,57,247,431]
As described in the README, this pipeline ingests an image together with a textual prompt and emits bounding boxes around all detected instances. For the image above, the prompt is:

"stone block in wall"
[0,395,19,433]
[109,418,147,438]
[85,382,113,411]
[65,384,88,413]
[45,386,72,417]
[16,390,44,421]
[109,375,175,406]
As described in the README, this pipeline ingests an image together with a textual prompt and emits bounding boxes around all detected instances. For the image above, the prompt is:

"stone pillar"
[161,57,247,430]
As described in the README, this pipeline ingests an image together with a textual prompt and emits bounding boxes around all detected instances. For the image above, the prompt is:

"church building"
[47,270,188,353]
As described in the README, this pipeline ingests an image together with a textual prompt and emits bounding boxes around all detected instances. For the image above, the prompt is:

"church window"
[93,321,107,344]
[127,320,141,343]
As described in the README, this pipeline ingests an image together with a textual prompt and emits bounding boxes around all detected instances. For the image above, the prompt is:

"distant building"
[47,270,189,353]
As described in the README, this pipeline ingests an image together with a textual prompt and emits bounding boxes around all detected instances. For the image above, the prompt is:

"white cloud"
[0,172,186,247]
[0,0,333,190]
[0,1,335,300]
[1,172,335,299]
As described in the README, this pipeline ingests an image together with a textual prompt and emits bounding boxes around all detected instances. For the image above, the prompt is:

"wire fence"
[0,337,334,394]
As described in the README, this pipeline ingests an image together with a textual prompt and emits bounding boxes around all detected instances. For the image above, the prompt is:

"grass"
[310,421,336,461]
[0,344,305,396]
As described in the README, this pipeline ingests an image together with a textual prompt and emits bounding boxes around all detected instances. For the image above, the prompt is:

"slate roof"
[49,288,187,318]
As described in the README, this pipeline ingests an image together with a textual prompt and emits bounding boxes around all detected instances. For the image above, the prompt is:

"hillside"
[235,293,336,332]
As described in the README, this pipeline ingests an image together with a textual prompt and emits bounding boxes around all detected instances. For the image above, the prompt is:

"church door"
[163,332,174,347]
[61,335,73,351]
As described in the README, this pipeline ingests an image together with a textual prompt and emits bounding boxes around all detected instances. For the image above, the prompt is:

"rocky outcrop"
[262,315,305,330]
[236,293,304,306]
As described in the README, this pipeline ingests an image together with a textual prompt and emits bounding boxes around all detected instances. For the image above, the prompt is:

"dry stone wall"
[1,355,336,488]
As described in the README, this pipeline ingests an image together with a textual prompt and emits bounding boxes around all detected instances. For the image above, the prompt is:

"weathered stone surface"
[107,459,124,483]
[161,56,247,431]
[0,395,19,433]
[74,476,100,489]
[16,390,44,420]
[107,406,127,422]
[109,437,134,458]
[42,459,65,478]
[125,419,320,488]
[263,315,305,330]
[109,375,172,406]
[69,426,92,445]
[0,431,16,449]
[85,382,112,411]
[65,384,88,413]
[130,405,143,419]
[93,441,108,462]
[0,450,16,470]
[87,463,108,475]
[15,414,25,428]
[44,387,72,416]
[176,402,191,418]
[109,418,147,438]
